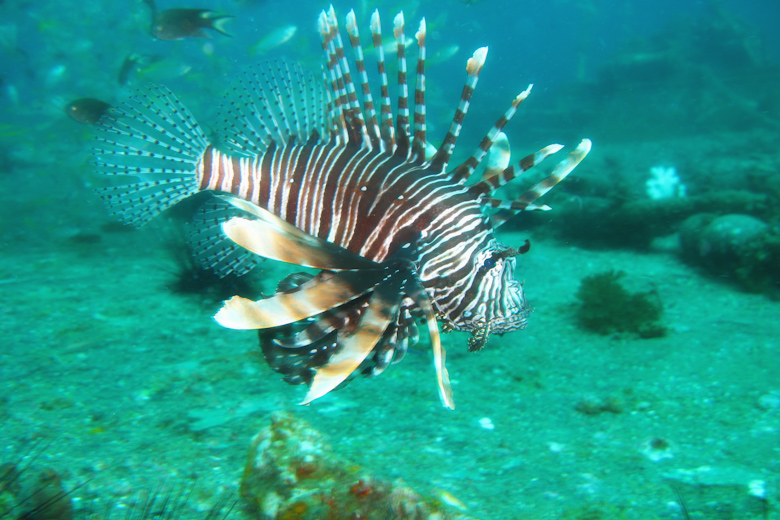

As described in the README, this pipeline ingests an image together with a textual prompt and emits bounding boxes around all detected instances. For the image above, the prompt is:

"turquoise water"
[2,0,779,518]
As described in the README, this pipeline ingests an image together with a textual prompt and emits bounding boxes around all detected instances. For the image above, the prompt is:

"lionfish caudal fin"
[213,200,455,409]
[91,5,589,409]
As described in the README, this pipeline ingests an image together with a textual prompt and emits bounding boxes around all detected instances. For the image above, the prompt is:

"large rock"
[241,411,476,520]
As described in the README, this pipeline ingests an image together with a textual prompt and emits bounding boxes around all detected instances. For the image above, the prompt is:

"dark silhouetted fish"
[65,98,111,124]
[93,6,590,409]
[150,7,233,40]
[117,52,164,85]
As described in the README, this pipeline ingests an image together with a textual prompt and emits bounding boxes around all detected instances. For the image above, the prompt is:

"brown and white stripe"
[94,5,591,406]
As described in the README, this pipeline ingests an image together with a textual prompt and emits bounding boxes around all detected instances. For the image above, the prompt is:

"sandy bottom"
[2,195,778,519]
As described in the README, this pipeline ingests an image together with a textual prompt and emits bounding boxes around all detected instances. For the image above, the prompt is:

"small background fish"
[64,97,111,124]
[143,0,233,40]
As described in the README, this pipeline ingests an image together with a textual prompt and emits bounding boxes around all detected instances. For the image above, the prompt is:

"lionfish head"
[434,238,531,352]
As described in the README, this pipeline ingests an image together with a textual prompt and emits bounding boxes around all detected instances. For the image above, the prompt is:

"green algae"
[575,270,667,338]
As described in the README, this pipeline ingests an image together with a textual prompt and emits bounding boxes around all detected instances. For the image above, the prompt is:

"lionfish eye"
[483,255,498,270]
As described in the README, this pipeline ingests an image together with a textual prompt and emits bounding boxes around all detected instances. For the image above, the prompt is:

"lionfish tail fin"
[93,84,209,226]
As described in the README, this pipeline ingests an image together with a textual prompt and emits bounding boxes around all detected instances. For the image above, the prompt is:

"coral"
[575,271,666,338]
[646,166,686,200]
[241,411,476,520]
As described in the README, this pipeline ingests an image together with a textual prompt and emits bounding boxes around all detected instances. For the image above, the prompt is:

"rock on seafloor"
[241,411,477,520]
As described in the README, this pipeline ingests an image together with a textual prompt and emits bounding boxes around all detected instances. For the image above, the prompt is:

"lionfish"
[94,6,591,409]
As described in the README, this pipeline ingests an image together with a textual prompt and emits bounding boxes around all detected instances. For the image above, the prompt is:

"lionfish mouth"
[454,295,532,352]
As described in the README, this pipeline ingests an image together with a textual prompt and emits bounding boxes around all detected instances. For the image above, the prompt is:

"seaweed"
[575,270,667,338]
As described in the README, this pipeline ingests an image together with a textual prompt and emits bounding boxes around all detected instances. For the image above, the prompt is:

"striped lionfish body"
[94,6,591,409]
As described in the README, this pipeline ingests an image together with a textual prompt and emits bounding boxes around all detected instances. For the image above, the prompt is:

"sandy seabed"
[1,132,778,520]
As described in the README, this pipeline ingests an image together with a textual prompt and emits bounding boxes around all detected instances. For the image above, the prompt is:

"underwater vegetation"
[574,270,667,338]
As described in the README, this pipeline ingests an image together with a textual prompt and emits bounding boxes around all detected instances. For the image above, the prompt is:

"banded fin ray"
[214,268,385,329]
[189,197,261,277]
[450,85,532,185]
[468,142,564,197]
[218,62,331,157]
[345,9,381,147]
[393,12,411,158]
[370,10,396,150]
[219,196,378,270]
[94,84,209,225]
[430,47,488,172]
[485,139,592,226]
[411,17,427,161]
[302,271,405,405]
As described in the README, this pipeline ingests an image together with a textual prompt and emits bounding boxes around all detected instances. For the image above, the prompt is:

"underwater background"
[2,0,780,518]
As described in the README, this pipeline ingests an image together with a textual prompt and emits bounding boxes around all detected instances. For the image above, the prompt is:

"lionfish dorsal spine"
[511,138,592,209]
[469,142,563,197]
[482,139,592,225]
[327,6,370,148]
[451,85,533,185]
[319,10,350,146]
[412,18,427,162]
[370,10,396,151]
[393,12,411,159]
[346,9,381,148]
[430,46,488,173]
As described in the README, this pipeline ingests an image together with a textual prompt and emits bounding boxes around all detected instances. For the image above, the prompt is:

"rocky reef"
[241,411,475,520]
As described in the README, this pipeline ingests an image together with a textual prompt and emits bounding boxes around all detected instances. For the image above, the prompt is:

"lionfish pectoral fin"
[302,272,404,405]
[219,196,378,270]
[407,282,455,410]
[214,268,386,329]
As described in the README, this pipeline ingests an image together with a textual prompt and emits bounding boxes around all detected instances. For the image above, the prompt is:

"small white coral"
[646,166,686,199]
